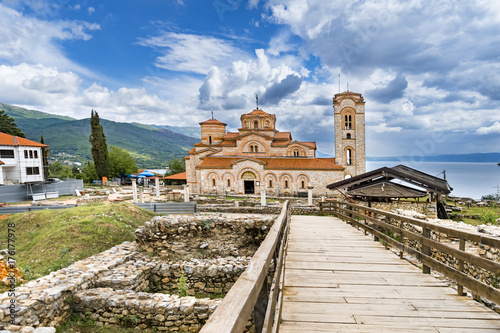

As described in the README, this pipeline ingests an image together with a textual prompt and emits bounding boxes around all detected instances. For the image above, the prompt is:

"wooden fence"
[319,201,500,305]
[200,201,291,333]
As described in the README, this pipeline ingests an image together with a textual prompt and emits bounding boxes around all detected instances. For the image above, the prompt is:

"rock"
[33,328,56,333]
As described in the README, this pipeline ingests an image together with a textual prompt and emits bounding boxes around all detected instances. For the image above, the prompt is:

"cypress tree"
[40,134,49,180]
[0,110,25,137]
[89,110,110,179]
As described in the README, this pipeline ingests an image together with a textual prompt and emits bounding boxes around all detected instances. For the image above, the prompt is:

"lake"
[367,161,500,200]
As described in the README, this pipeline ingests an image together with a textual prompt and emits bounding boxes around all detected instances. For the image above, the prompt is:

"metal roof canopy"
[347,181,427,198]
[327,164,452,196]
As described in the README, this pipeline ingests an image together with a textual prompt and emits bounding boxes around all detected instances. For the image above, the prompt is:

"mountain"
[367,153,500,163]
[154,124,201,139]
[1,103,199,168]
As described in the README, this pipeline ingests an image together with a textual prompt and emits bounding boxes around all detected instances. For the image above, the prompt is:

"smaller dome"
[199,118,227,126]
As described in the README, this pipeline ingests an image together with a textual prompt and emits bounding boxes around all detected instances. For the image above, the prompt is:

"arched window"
[212,178,216,186]
[254,145,258,153]
[284,180,289,188]
[209,136,212,144]
[346,133,351,139]
[301,180,305,189]
[269,179,273,188]
[227,179,231,187]
[254,121,259,129]
[344,115,352,129]
[346,149,353,165]
[293,149,299,157]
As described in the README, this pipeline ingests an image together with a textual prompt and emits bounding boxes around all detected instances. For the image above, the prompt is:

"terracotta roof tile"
[274,132,292,140]
[198,157,343,171]
[163,172,187,180]
[247,109,269,115]
[199,119,226,126]
[0,160,4,165]
[0,132,48,147]
[298,141,317,149]
[188,148,196,154]
[223,132,239,139]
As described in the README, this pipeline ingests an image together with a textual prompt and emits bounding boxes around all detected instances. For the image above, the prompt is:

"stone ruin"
[0,213,275,332]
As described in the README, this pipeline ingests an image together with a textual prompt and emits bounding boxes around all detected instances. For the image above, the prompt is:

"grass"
[449,201,500,225]
[0,202,157,286]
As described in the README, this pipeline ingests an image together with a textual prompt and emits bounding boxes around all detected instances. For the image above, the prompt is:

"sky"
[0,0,499,158]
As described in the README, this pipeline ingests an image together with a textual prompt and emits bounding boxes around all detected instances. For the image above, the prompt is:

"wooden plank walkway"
[279,216,500,333]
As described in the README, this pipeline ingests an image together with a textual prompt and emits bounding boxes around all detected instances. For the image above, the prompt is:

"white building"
[0,131,47,185]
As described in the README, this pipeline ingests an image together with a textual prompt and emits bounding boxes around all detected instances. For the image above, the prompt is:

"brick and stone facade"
[186,92,366,196]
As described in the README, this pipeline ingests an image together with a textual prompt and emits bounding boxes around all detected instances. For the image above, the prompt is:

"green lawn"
[0,202,157,283]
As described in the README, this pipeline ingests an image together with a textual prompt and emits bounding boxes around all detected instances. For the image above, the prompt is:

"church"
[185,91,366,196]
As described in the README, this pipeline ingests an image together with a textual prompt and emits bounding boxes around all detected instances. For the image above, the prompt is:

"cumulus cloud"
[138,32,248,74]
[260,74,302,105]
[476,122,500,135]
[366,75,408,103]
[0,3,99,75]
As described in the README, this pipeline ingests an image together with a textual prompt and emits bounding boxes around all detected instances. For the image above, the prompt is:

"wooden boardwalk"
[279,216,500,333]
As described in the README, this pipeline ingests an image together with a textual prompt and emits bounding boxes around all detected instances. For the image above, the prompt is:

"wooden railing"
[319,201,500,304]
[200,201,291,333]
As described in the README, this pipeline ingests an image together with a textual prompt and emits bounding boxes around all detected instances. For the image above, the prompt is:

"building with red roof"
[0,131,48,185]
[185,92,366,195]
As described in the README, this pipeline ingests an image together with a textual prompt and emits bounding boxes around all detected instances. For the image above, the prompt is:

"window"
[227,179,231,187]
[24,150,28,158]
[344,114,352,129]
[254,145,258,153]
[34,150,38,158]
[301,180,305,189]
[346,149,352,165]
[208,136,212,144]
[254,121,259,129]
[0,150,14,158]
[26,167,40,175]
[269,179,273,188]
[29,150,33,158]
[293,150,299,157]
[284,180,289,188]
[212,178,216,186]
[346,133,351,139]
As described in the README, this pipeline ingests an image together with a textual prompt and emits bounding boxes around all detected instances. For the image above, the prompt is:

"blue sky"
[0,0,499,158]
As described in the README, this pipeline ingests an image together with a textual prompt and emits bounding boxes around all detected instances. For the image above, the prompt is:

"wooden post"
[457,238,466,295]
[399,220,404,259]
[423,227,431,274]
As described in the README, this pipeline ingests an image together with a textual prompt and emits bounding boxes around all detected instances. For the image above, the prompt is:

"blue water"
[367,161,500,200]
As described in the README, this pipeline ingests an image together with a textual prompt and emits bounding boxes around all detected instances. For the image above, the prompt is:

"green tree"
[81,162,98,184]
[0,110,25,137]
[48,162,74,179]
[166,158,186,176]
[89,110,110,179]
[40,135,50,180]
[108,146,138,177]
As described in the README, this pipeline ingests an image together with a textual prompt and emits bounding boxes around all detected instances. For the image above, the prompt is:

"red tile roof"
[247,109,269,115]
[163,172,187,180]
[0,132,48,147]
[274,132,292,140]
[0,160,4,165]
[199,119,226,126]
[198,157,343,171]
[298,141,317,149]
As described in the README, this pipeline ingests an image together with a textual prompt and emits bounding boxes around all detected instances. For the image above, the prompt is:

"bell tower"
[334,91,366,177]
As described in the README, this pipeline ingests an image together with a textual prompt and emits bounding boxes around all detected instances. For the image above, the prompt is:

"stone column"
[155,178,160,199]
[139,187,144,203]
[184,185,190,202]
[308,186,313,206]
[261,186,266,206]
[132,179,138,203]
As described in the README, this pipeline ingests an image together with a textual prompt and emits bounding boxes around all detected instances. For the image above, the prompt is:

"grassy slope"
[0,203,157,279]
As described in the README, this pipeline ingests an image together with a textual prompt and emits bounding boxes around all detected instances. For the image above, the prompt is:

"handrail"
[201,201,291,333]
[320,201,500,305]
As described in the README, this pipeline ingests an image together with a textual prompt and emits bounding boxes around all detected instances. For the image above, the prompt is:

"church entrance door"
[244,180,255,194]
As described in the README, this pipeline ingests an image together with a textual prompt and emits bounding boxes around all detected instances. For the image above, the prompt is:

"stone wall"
[355,200,435,217]
[135,214,276,259]
[1,212,272,332]
[73,288,221,331]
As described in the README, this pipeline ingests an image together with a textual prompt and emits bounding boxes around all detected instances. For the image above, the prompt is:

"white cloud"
[476,122,500,135]
[87,7,95,15]
[370,123,402,133]
[0,3,100,76]
[138,32,248,74]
